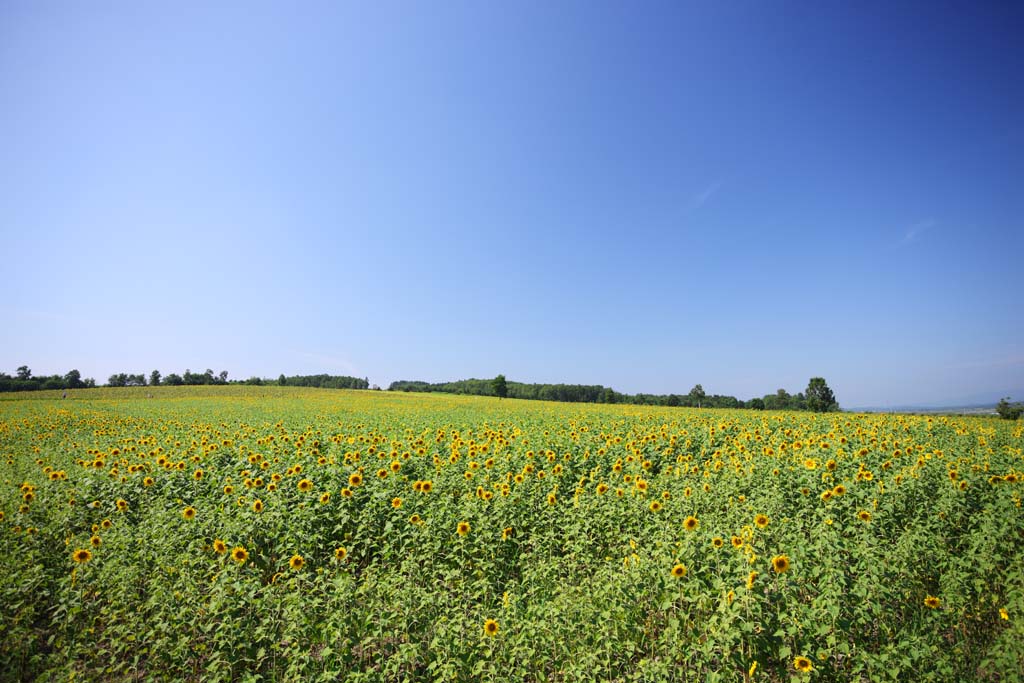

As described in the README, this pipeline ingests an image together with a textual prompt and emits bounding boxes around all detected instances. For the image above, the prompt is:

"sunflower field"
[2,387,1022,682]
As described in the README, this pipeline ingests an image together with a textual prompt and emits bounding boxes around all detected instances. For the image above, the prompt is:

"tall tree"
[492,374,508,399]
[17,366,31,380]
[689,384,706,408]
[805,377,838,412]
[150,370,161,386]
[64,369,84,389]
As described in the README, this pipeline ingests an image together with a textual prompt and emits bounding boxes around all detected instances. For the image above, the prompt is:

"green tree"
[17,366,31,380]
[492,374,508,399]
[150,370,161,386]
[64,369,84,389]
[805,377,838,412]
[688,384,706,408]
[996,397,1023,420]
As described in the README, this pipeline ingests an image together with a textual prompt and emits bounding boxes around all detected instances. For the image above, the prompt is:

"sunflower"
[213,539,227,554]
[101,518,112,529]
[649,501,662,513]
[252,499,264,513]
[223,485,235,495]
[924,596,941,609]
[348,472,363,487]
[483,619,499,637]
[731,535,744,548]
[231,546,248,564]
[289,554,304,570]
[143,477,155,487]
[391,497,403,509]
[182,506,197,520]
[501,526,514,541]
[341,487,353,498]
[793,656,813,672]
[857,510,872,522]
[746,571,758,589]
[771,555,791,573]
[671,563,688,578]
[457,521,471,536]
[193,469,204,481]
[90,535,102,547]
[711,537,724,549]
[596,483,609,495]
[297,479,313,492]
[832,484,846,496]
[319,492,331,504]
[683,516,699,531]
[335,547,347,560]
[409,514,423,525]
[546,493,557,506]
[420,480,433,493]
[116,499,129,512]
[754,514,769,528]
[72,548,92,563]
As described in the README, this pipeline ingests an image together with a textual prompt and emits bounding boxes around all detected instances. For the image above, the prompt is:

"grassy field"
[2,387,1022,681]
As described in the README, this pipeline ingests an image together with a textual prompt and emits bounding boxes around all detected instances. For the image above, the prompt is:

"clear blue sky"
[2,1,1022,408]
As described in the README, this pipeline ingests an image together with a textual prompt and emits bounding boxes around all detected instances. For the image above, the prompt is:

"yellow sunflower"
[771,555,791,573]
[793,656,813,672]
[483,619,499,637]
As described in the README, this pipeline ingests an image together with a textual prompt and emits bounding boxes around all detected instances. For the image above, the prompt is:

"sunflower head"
[72,548,92,563]
[771,555,791,573]
[671,563,687,578]
[231,546,248,564]
[182,506,196,520]
[213,539,227,554]
[793,656,813,672]
[754,514,769,528]
[348,472,363,487]
[457,521,471,536]
[289,554,304,571]
[924,595,941,609]
[683,516,699,531]
[483,619,499,637]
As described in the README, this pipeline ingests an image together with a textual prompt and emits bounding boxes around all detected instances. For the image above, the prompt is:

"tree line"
[0,366,368,392]
[0,366,96,392]
[388,376,840,412]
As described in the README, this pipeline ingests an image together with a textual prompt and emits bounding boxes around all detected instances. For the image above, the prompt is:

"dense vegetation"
[2,387,1021,681]
[388,378,837,412]
[0,367,368,393]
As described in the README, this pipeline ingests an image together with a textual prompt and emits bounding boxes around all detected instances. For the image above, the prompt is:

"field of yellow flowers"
[2,386,1022,681]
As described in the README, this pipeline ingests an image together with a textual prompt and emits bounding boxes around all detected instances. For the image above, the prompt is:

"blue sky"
[2,1,1022,407]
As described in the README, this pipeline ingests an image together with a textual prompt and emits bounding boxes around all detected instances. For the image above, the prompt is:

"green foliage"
[805,377,839,412]
[491,375,508,399]
[1,387,1021,682]
[996,397,1023,420]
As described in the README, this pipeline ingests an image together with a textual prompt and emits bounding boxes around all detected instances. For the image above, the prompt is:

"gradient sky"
[2,1,1022,408]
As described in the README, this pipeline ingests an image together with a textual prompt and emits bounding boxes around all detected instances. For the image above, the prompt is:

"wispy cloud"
[688,182,722,211]
[899,218,935,246]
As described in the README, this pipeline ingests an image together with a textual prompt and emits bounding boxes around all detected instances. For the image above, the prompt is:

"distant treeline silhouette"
[387,378,828,411]
[0,366,368,392]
